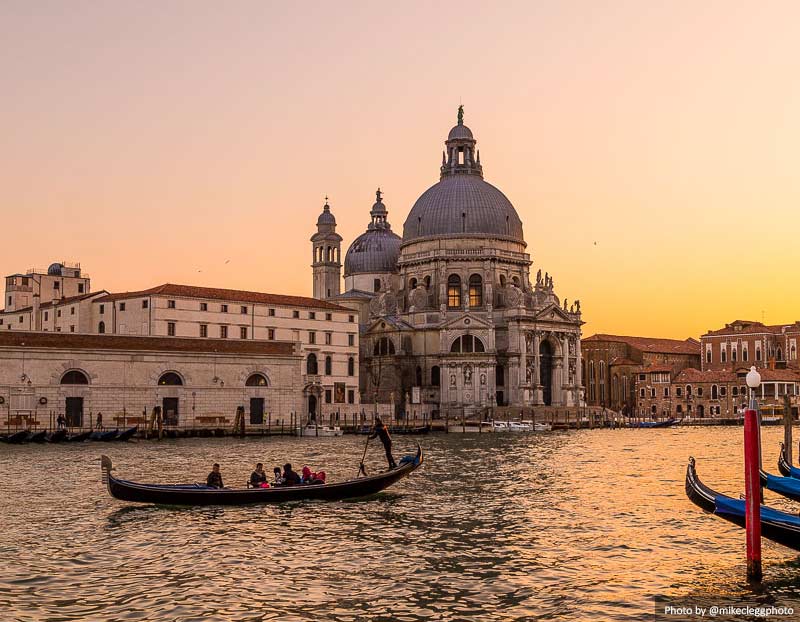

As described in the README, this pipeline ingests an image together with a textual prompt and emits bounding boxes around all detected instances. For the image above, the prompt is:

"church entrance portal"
[540,341,553,406]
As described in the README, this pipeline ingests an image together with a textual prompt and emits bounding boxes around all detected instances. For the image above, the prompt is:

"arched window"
[706,350,711,363]
[424,275,431,289]
[499,274,506,287]
[61,370,89,385]
[158,372,183,386]
[450,335,486,353]
[686,385,692,397]
[792,345,797,360]
[98,321,105,334]
[676,386,683,397]
[431,366,440,386]
[721,348,727,363]
[778,348,783,361]
[732,386,739,397]
[468,274,482,308]
[373,337,395,356]
[743,347,749,362]
[711,384,718,400]
[325,355,332,376]
[447,275,461,309]
[373,278,381,293]
[409,278,418,289]
[732,349,737,362]
[511,276,520,287]
[306,353,318,375]
[347,356,355,376]
[415,366,422,386]
[245,373,268,387]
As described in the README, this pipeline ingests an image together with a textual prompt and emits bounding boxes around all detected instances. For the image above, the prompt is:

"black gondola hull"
[685,457,800,552]
[101,445,423,506]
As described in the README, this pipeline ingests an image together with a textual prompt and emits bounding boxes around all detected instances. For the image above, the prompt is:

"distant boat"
[47,429,69,443]
[27,430,47,443]
[296,424,342,437]
[521,420,553,432]
[632,418,680,429]
[115,426,139,442]
[1,430,30,444]
[686,457,800,552]
[90,429,119,442]
[68,430,93,443]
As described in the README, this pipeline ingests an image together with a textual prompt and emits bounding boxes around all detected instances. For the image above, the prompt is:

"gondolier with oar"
[369,417,397,470]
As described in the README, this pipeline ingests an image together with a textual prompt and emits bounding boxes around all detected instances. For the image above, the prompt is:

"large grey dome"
[344,229,401,275]
[402,175,524,243]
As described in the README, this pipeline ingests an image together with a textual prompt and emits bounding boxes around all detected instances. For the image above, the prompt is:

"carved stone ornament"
[505,284,522,307]
[450,374,457,386]
[464,365,473,385]
[408,285,428,310]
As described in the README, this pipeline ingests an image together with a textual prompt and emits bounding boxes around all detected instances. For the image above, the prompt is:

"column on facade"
[575,336,582,387]
[519,328,527,385]
[562,333,569,385]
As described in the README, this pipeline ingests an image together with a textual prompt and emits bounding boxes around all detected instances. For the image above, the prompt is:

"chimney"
[32,294,41,331]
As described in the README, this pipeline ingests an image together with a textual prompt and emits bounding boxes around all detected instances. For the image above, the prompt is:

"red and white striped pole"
[744,365,762,581]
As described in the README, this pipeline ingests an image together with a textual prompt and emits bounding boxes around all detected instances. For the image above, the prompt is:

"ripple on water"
[3,428,800,620]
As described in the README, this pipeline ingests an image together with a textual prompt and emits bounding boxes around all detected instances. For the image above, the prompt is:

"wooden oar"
[357,433,370,477]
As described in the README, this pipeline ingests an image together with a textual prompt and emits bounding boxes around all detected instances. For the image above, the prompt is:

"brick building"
[701,319,800,371]
[581,334,701,413]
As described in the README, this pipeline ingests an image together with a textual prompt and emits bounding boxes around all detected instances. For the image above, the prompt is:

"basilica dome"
[402,110,525,245]
[344,190,401,276]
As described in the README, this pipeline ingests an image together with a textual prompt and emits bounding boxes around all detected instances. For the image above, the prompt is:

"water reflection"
[2,428,800,620]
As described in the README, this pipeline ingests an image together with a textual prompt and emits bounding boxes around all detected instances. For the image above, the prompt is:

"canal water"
[3,427,800,621]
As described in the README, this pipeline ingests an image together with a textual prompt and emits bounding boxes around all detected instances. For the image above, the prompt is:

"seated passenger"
[301,466,313,484]
[249,463,267,488]
[282,463,301,486]
[273,466,284,485]
[206,463,224,488]
[312,470,326,485]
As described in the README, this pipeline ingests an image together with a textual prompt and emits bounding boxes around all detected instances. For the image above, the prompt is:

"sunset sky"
[2,1,799,339]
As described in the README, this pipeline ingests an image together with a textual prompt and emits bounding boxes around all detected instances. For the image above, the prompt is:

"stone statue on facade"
[575,299,581,313]
[536,269,542,286]
[464,365,472,385]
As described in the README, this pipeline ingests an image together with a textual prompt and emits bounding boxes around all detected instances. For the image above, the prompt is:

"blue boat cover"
[785,462,800,479]
[715,496,800,528]
[764,472,800,499]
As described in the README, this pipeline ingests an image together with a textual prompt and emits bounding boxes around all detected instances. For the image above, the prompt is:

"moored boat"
[685,457,800,552]
[27,430,47,443]
[3,430,30,444]
[68,430,93,442]
[521,420,553,432]
[100,444,423,506]
[759,467,800,503]
[296,424,342,437]
[633,418,680,429]
[115,426,139,442]
[47,429,68,443]
[778,442,800,479]
[90,429,119,442]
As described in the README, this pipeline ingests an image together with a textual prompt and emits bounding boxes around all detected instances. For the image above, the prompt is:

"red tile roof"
[703,320,800,337]
[583,334,700,355]
[0,331,296,356]
[93,283,352,311]
[673,367,800,383]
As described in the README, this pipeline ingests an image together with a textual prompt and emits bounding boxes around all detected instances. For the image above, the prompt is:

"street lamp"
[746,366,762,410]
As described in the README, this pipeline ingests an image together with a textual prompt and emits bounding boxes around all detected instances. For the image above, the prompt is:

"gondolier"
[369,417,397,469]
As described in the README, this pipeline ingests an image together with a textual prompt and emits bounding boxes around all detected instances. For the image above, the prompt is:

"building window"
[325,389,332,404]
[348,390,355,404]
[676,387,682,397]
[167,322,176,336]
[325,332,332,345]
[664,387,670,397]
[721,347,726,363]
[686,385,692,397]
[158,372,183,386]
[70,306,75,315]
[54,282,59,290]
[200,302,208,311]
[221,304,228,313]
[720,386,727,397]
[373,337,396,356]
[450,335,486,353]
[268,328,275,340]
[468,274,483,307]
[240,306,247,314]
[307,353,318,375]
[697,387,704,397]
[711,385,718,399]
[119,303,126,311]
[309,331,316,344]
[98,321,105,334]
[19,316,23,323]
[348,356,355,376]
[743,347,749,362]
[293,310,300,319]
[200,324,208,337]
[325,355,332,375]
[432,366,440,386]
[349,315,355,323]
[141,300,148,309]
[373,279,381,293]
[70,325,75,333]
[43,311,48,321]
[240,326,248,339]
[706,350,711,363]
[99,304,104,315]
[640,388,645,398]
[220,325,228,338]
[309,311,316,320]
[650,387,656,398]
[246,373,268,387]
[348,334,355,346]
[167,299,175,309]
[447,275,461,309]
[269,308,275,316]
[756,347,762,361]
[326,313,332,321]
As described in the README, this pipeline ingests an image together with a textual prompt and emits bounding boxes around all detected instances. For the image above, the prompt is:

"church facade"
[312,109,584,418]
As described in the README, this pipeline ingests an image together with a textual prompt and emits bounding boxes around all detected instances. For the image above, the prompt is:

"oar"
[357,433,370,477]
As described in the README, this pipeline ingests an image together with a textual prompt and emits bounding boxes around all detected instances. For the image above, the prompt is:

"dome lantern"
[441,105,482,180]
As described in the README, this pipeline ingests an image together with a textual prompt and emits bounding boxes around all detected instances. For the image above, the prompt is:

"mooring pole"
[783,393,793,466]
[744,366,762,581]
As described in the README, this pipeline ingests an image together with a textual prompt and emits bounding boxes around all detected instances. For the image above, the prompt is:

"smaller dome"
[448,124,474,141]
[316,201,336,226]
[47,263,63,276]
[344,229,401,276]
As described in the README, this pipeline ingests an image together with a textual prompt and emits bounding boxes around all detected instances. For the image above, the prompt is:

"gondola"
[633,418,681,429]
[759,468,800,503]
[777,442,800,479]
[2,430,30,444]
[90,429,119,442]
[67,430,93,442]
[47,429,68,443]
[114,426,139,442]
[27,430,47,443]
[685,457,800,552]
[101,444,423,506]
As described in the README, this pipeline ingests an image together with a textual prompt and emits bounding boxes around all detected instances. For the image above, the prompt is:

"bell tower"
[311,198,342,300]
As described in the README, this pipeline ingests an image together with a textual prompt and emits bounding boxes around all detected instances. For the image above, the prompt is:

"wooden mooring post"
[744,366,762,581]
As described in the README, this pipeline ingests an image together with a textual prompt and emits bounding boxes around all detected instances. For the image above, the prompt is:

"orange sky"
[2,1,799,340]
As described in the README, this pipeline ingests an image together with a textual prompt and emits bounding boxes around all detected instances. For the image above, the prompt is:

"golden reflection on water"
[2,427,800,620]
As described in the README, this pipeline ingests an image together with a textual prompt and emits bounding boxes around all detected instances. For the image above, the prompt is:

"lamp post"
[744,365,762,581]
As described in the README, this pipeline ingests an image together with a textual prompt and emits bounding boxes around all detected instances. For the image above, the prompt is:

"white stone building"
[315,109,585,418]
